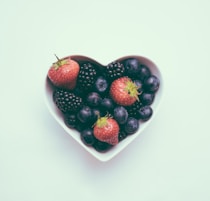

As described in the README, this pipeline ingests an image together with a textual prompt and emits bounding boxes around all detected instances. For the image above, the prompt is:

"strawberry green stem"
[54,54,60,61]
[53,54,68,70]
[124,80,140,101]
[96,116,108,128]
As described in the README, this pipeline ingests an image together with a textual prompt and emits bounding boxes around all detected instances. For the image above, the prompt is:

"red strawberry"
[48,55,80,90]
[93,116,119,145]
[110,76,139,106]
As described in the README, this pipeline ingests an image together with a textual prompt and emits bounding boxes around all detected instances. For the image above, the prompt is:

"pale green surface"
[1,0,210,201]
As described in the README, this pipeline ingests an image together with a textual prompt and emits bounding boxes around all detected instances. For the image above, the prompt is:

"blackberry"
[77,63,97,91]
[105,61,125,80]
[64,113,78,128]
[118,130,127,141]
[53,89,83,114]
[126,100,142,118]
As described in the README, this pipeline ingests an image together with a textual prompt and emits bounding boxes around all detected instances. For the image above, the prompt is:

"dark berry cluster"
[77,63,97,91]
[53,89,83,113]
[51,57,160,152]
[105,61,125,80]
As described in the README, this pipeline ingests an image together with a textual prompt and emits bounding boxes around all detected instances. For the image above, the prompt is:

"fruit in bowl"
[44,55,163,161]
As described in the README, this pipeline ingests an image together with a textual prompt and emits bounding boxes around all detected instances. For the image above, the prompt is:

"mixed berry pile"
[47,56,160,152]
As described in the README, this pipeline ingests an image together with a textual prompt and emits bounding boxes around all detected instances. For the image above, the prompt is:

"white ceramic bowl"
[44,55,164,162]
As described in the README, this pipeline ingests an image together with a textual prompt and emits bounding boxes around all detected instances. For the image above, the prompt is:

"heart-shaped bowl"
[44,55,164,162]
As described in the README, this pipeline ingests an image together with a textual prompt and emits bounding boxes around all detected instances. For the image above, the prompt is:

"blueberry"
[143,75,160,93]
[86,92,102,107]
[124,58,141,78]
[137,106,153,121]
[140,92,155,105]
[77,106,95,124]
[93,140,113,152]
[94,76,109,95]
[100,98,115,113]
[124,117,139,135]
[80,128,96,146]
[133,79,143,93]
[113,106,128,125]
[138,65,151,81]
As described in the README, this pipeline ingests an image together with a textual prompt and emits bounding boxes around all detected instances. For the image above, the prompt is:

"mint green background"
[1,0,210,201]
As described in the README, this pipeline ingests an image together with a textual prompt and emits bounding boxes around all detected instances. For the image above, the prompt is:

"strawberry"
[93,116,119,145]
[48,55,80,90]
[110,76,139,106]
